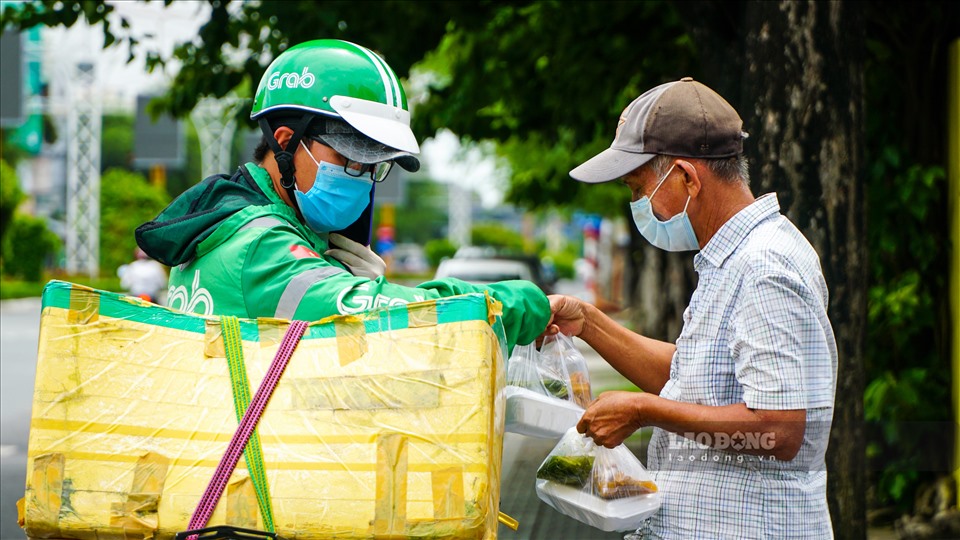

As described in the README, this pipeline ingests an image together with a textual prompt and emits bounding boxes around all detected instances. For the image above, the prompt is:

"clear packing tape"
[19,280,509,540]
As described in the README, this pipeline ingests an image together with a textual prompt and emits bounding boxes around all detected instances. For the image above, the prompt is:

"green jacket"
[136,163,550,351]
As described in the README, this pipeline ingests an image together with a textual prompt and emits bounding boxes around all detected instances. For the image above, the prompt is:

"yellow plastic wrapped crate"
[21,280,508,539]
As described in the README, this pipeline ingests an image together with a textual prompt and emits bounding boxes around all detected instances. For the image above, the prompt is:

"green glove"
[417,278,551,354]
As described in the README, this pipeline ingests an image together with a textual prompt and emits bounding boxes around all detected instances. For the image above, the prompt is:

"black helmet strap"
[258,113,315,214]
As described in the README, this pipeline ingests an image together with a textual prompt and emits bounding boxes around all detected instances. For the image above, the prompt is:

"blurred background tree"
[388,179,448,245]
[0,159,25,247]
[2,212,60,281]
[470,222,526,254]
[98,168,170,275]
[858,2,957,520]
[1,158,59,281]
[101,114,133,172]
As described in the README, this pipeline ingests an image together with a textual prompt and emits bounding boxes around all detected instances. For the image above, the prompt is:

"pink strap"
[187,320,309,533]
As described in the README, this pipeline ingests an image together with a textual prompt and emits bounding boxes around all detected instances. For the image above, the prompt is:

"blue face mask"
[629,164,700,252]
[295,141,373,233]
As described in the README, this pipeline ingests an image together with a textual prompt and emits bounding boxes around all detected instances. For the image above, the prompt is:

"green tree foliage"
[541,249,577,281]
[412,2,693,214]
[0,159,25,247]
[388,179,448,245]
[2,1,478,119]
[0,128,29,166]
[0,1,687,214]
[99,168,170,275]
[101,111,205,199]
[163,117,205,198]
[856,2,957,512]
[1,157,57,281]
[470,222,525,253]
[423,238,457,268]
[1,1,127,49]
[101,114,134,171]
[2,213,60,281]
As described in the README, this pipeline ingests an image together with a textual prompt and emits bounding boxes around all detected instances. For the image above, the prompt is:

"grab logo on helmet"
[267,67,315,90]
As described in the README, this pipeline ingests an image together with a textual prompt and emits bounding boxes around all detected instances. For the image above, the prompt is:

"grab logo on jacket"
[168,270,214,316]
[336,283,424,314]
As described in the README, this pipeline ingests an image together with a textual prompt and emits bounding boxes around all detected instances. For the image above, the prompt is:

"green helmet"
[252,39,420,162]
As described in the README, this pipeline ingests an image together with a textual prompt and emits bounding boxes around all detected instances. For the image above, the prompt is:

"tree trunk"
[629,1,868,534]
[740,1,867,538]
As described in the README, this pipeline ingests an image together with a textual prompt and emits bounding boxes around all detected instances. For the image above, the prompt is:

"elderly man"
[544,77,838,538]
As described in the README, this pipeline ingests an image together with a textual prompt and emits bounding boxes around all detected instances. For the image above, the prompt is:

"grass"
[1,275,123,300]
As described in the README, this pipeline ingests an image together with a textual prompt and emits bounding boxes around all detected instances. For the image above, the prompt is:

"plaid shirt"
[644,193,838,539]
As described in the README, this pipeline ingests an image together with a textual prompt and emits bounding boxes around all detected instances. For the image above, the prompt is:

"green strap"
[221,316,275,532]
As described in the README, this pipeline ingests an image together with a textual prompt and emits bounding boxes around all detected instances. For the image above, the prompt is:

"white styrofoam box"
[504,386,584,438]
[535,479,661,532]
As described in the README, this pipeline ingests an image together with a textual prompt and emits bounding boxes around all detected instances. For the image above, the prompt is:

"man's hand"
[541,294,588,339]
[577,391,647,448]
[325,233,386,279]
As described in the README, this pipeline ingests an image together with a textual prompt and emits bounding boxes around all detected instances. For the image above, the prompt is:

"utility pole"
[65,62,101,277]
[191,95,242,177]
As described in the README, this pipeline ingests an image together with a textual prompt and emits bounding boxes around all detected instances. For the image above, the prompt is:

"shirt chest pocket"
[681,285,725,341]
[672,335,741,405]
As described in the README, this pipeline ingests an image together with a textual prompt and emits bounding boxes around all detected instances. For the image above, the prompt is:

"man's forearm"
[639,394,806,460]
[578,303,675,394]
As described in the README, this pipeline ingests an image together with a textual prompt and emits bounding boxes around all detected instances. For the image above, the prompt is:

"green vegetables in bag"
[536,454,595,485]
[541,375,569,399]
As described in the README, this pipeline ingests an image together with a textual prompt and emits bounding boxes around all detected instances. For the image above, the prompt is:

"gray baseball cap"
[570,77,748,183]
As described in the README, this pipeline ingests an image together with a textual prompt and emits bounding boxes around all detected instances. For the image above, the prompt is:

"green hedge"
[0,159,25,247]
[1,214,60,281]
[0,276,123,300]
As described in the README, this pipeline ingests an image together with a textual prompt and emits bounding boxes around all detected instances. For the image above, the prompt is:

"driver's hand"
[325,233,387,279]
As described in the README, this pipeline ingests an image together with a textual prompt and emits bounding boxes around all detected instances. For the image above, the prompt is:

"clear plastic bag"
[539,332,593,408]
[504,336,589,438]
[505,342,550,395]
[591,443,658,499]
[535,427,660,531]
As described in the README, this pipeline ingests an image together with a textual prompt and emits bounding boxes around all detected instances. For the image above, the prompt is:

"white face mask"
[629,164,700,252]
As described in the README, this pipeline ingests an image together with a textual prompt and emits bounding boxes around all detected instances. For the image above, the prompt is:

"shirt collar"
[694,193,781,270]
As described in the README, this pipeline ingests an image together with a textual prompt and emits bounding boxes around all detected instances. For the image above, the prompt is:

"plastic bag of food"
[505,342,551,395]
[539,333,593,408]
[535,427,660,531]
[504,339,585,438]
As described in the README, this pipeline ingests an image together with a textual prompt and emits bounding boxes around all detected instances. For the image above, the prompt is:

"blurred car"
[389,243,429,274]
[434,249,555,294]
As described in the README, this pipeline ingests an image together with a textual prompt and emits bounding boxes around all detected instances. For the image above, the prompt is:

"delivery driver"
[136,39,549,351]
